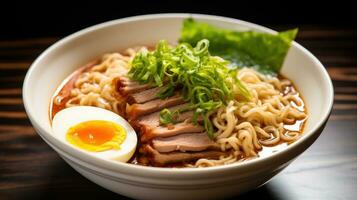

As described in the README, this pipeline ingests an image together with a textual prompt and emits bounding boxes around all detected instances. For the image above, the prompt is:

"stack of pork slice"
[114,76,226,166]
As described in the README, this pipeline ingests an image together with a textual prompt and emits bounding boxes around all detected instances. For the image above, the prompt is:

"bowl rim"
[23,13,334,176]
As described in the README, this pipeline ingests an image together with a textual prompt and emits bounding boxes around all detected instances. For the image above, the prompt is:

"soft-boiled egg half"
[52,106,137,162]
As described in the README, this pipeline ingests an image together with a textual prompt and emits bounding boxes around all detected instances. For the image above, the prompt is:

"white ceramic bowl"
[23,14,333,200]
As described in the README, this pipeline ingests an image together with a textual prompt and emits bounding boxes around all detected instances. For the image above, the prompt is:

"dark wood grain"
[1,25,357,200]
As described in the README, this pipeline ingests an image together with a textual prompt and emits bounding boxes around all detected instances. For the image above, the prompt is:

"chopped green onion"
[129,39,250,138]
[159,109,179,125]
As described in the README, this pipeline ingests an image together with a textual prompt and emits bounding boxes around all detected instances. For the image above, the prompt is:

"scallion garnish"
[159,109,176,125]
[129,39,250,139]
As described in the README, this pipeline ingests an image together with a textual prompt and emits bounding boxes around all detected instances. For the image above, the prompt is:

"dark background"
[1,1,356,39]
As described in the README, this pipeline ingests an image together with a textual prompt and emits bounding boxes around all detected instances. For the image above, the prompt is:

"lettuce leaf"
[180,18,297,75]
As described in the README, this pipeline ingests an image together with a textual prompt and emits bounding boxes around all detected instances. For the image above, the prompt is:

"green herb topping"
[129,39,250,139]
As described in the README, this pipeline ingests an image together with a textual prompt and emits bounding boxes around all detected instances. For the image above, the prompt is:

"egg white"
[51,106,137,163]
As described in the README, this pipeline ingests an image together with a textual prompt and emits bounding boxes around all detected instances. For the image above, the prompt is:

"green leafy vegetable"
[180,18,297,75]
[129,39,250,139]
[159,109,176,125]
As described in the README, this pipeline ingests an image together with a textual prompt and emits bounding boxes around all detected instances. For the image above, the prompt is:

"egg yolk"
[66,120,126,152]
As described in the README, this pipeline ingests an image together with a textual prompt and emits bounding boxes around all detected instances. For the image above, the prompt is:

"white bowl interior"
[23,14,333,172]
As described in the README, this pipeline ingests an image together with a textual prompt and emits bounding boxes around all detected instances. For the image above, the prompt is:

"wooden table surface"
[1,25,357,200]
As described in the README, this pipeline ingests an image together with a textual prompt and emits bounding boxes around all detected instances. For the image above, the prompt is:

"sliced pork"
[113,74,223,166]
[141,122,204,142]
[126,94,185,119]
[127,86,163,104]
[114,76,154,96]
[118,84,154,96]
[152,132,219,153]
[133,103,198,126]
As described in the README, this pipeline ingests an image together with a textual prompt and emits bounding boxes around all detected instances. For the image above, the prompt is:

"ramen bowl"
[23,14,333,200]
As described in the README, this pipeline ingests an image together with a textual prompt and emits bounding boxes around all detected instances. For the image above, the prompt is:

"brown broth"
[258,74,307,158]
[49,60,98,120]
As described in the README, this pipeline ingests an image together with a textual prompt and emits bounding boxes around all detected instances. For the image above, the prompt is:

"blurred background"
[1,1,356,67]
[1,1,356,38]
